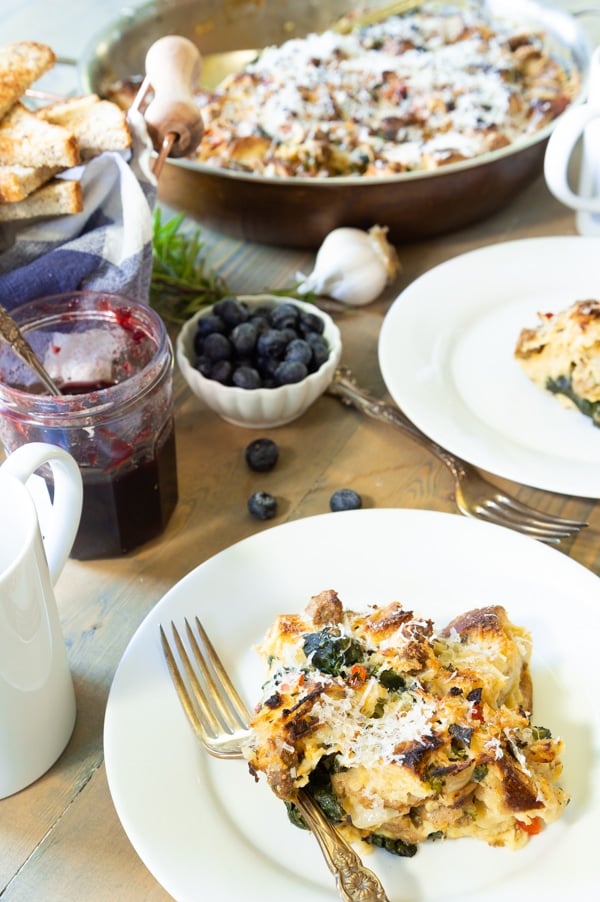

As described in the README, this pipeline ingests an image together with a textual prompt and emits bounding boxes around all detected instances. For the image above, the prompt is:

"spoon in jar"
[0,304,61,396]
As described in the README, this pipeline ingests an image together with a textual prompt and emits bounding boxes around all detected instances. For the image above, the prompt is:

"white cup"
[544,47,600,234]
[0,442,82,798]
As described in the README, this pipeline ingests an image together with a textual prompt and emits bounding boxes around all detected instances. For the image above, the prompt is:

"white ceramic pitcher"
[544,46,600,235]
[0,442,82,799]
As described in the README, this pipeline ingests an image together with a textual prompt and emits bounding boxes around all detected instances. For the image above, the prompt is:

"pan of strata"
[79,0,591,247]
[0,42,131,222]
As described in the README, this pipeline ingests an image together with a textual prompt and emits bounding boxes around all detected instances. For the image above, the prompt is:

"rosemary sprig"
[150,210,229,324]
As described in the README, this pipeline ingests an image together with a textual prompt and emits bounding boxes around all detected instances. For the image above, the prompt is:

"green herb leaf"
[150,210,229,324]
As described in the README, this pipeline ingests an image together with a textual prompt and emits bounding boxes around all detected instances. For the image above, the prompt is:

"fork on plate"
[328,367,588,544]
[160,616,391,902]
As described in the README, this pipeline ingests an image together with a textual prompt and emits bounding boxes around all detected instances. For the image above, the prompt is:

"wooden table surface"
[1,2,600,900]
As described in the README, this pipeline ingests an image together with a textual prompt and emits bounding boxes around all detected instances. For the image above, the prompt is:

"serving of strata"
[182,1,579,178]
[0,41,131,223]
[515,299,600,426]
[243,590,568,857]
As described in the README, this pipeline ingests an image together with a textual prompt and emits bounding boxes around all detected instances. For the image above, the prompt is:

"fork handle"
[328,366,466,480]
[295,790,390,902]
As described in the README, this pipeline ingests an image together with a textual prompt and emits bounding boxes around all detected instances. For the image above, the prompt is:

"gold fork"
[328,367,588,543]
[160,616,391,902]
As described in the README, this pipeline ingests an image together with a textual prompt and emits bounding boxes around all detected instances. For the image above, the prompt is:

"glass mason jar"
[0,291,178,559]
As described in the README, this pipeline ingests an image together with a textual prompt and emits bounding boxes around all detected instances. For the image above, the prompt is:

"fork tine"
[159,624,208,737]
[190,616,251,725]
[490,494,587,530]
[470,505,567,542]
[481,500,582,537]
[162,620,249,755]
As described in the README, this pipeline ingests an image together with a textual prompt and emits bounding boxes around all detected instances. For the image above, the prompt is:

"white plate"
[104,509,600,902]
[378,236,600,498]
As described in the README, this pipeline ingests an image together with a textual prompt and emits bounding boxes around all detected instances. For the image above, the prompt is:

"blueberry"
[269,303,299,330]
[257,329,289,360]
[249,314,270,334]
[281,327,298,345]
[299,311,325,336]
[305,334,329,369]
[274,360,308,385]
[256,355,279,380]
[245,438,279,472]
[285,338,313,366]
[232,366,262,389]
[211,359,233,384]
[329,489,362,512]
[196,313,226,339]
[212,297,249,327]
[203,332,232,361]
[194,355,213,378]
[248,490,278,520]
[230,321,258,356]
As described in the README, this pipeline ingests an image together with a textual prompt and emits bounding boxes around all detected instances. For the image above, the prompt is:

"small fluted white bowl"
[176,294,342,428]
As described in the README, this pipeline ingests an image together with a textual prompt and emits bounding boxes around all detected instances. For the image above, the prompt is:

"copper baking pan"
[79,0,593,248]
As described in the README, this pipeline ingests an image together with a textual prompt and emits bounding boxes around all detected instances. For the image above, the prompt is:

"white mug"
[0,442,82,798]
[544,46,600,234]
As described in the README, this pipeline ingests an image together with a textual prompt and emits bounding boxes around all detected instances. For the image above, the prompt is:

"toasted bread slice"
[0,41,56,120]
[36,94,132,159]
[0,163,60,202]
[0,178,83,221]
[0,103,80,168]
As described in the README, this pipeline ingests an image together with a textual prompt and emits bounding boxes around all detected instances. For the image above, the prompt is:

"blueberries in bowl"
[177,293,342,428]
[191,296,329,389]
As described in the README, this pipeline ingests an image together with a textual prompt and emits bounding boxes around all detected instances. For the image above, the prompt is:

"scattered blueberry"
[192,298,330,389]
[248,490,278,520]
[245,438,279,472]
[329,489,363,512]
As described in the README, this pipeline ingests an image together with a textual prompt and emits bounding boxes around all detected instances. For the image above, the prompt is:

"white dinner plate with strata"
[104,509,599,902]
[378,236,600,498]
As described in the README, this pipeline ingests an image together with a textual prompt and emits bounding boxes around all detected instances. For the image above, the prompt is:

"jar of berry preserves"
[0,291,178,559]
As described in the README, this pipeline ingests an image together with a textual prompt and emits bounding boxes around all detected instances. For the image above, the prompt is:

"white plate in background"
[379,237,600,497]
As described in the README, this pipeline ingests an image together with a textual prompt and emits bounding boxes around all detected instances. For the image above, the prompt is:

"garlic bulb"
[296,225,400,307]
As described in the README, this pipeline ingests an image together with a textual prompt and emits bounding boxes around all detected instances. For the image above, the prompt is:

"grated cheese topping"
[193,1,579,178]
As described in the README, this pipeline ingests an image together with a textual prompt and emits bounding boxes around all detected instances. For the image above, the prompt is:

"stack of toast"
[0,41,132,222]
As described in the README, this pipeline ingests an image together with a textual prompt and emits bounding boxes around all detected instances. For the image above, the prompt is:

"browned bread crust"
[0,103,80,168]
[0,41,55,120]
[0,178,83,221]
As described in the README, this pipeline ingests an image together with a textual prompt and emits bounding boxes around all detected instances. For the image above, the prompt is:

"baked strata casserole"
[243,590,568,856]
[193,1,579,178]
[515,299,600,425]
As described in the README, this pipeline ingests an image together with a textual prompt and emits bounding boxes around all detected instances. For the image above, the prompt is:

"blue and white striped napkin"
[0,109,157,309]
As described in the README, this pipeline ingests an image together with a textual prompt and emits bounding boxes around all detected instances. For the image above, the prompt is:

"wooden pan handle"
[143,35,204,158]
